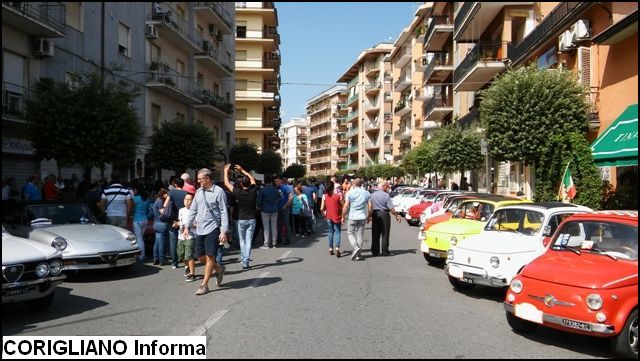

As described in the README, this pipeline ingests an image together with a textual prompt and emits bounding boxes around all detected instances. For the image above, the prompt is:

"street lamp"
[216,147,228,164]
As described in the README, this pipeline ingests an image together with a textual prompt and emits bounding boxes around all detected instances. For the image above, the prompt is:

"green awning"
[591,104,638,167]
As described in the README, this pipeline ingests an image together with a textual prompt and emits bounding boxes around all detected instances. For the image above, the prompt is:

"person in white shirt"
[177,193,197,282]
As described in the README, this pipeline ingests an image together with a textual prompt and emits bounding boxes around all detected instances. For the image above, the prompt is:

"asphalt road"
[2,218,614,358]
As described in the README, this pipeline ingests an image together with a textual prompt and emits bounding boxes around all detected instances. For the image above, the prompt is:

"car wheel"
[448,275,475,291]
[25,292,55,310]
[506,311,538,333]
[423,252,445,266]
[611,308,638,359]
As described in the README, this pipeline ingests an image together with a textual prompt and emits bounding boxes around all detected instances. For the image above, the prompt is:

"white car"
[2,225,66,309]
[445,202,593,291]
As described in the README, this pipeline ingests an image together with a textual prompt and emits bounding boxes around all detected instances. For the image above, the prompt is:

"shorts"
[195,228,221,258]
[177,238,195,261]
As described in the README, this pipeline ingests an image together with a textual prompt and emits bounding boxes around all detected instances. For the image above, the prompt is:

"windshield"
[551,221,638,261]
[452,201,494,221]
[25,204,98,225]
[423,193,437,202]
[485,209,544,236]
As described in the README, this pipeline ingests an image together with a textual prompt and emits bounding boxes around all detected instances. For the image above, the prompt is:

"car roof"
[564,210,638,224]
[498,202,593,212]
[459,195,522,203]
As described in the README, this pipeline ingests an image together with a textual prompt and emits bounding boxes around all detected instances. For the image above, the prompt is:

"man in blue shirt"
[341,178,372,261]
[275,177,293,245]
[302,179,318,235]
[257,176,280,248]
[22,175,42,202]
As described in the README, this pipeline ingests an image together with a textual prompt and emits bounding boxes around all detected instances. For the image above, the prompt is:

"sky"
[277,2,423,123]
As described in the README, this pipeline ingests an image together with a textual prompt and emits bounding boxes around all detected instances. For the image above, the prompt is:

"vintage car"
[445,203,592,291]
[2,225,66,308]
[7,201,140,270]
[503,211,638,359]
[420,196,528,266]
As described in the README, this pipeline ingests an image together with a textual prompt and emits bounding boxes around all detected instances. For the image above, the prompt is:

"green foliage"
[148,120,217,173]
[25,73,142,168]
[256,150,282,175]
[479,64,589,165]
[229,143,259,171]
[433,125,484,174]
[283,163,306,179]
[534,132,602,209]
[358,164,404,179]
[402,139,438,177]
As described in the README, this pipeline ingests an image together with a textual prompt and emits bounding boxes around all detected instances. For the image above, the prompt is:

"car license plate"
[561,319,592,331]
[514,303,543,324]
[116,257,136,266]
[3,286,33,297]
[448,265,464,279]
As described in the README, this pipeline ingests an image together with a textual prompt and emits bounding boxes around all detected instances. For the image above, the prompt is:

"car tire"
[423,252,445,266]
[25,292,55,310]
[448,275,475,291]
[610,308,638,359]
[506,311,538,333]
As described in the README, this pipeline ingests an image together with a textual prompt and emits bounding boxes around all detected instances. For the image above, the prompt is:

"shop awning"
[591,104,638,167]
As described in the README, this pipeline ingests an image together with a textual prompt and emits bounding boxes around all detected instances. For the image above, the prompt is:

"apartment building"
[280,117,308,168]
[337,43,394,170]
[234,2,281,153]
[305,85,347,176]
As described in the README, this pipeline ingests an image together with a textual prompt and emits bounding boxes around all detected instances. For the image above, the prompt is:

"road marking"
[190,309,228,336]
[252,272,270,287]
[278,250,292,260]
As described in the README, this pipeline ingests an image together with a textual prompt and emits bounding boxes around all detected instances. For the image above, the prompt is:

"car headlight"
[450,236,457,246]
[49,260,63,275]
[126,233,137,245]
[510,279,523,294]
[35,262,50,277]
[51,237,67,251]
[586,294,603,311]
[490,256,500,268]
[447,249,454,260]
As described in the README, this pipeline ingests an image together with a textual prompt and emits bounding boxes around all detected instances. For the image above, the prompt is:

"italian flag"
[559,166,577,202]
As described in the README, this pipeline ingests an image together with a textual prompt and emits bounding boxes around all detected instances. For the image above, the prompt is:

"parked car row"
[416,196,638,359]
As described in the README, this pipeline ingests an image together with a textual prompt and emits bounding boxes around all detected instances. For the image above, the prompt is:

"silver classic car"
[9,202,141,271]
[2,225,66,308]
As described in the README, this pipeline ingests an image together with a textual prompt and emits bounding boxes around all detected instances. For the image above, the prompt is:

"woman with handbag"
[291,184,310,239]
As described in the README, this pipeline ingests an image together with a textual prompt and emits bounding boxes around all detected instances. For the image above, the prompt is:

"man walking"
[223,164,257,270]
[341,178,372,261]
[183,168,228,295]
[257,176,280,249]
[99,170,132,228]
[370,181,402,256]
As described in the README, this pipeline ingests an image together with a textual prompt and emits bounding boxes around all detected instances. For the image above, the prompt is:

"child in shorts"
[177,193,196,282]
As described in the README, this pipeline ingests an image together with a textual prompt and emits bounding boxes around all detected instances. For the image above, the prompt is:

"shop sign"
[2,137,34,155]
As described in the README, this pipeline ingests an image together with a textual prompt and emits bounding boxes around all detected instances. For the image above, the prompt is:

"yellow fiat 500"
[420,196,530,266]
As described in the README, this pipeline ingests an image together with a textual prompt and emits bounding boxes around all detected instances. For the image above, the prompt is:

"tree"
[283,164,306,179]
[25,73,142,171]
[229,143,259,171]
[479,64,589,166]
[256,150,283,176]
[433,125,484,174]
[147,120,217,174]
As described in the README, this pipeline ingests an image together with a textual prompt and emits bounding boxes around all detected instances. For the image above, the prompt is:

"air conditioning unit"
[145,24,158,39]
[209,24,218,35]
[570,19,590,43]
[32,38,54,57]
[558,30,573,53]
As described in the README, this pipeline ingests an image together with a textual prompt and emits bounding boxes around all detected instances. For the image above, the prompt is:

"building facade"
[280,117,308,168]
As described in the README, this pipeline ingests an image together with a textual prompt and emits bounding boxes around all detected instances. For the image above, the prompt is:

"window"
[213,83,220,95]
[176,112,185,124]
[151,103,161,129]
[237,138,249,144]
[65,72,81,90]
[66,2,83,31]
[213,127,219,140]
[226,92,231,102]
[236,50,247,61]
[197,72,203,86]
[235,109,247,120]
[118,22,130,56]
[236,79,247,91]
[151,43,161,62]
[176,59,185,74]
[236,21,247,38]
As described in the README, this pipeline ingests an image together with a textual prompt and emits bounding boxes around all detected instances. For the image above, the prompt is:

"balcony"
[365,59,381,77]
[346,92,359,107]
[346,110,359,123]
[194,90,233,117]
[394,72,412,93]
[235,89,276,104]
[394,126,412,141]
[363,140,379,150]
[336,103,349,114]
[414,86,432,101]
[384,112,392,123]
[423,52,453,84]
[149,3,203,53]
[263,80,279,94]
[395,46,412,68]
[364,82,381,95]
[394,99,411,117]
[344,127,359,139]
[309,129,331,140]
[364,121,380,133]
[454,2,533,42]
[194,42,233,76]
[453,42,512,92]
[2,82,32,120]
[339,146,358,156]
[414,55,428,72]
[423,91,452,121]
[307,103,330,116]
[424,16,453,52]
[146,61,202,103]
[364,101,379,115]
[236,26,279,51]
[235,2,278,27]
[194,2,233,34]
[422,120,439,130]
[1,2,65,37]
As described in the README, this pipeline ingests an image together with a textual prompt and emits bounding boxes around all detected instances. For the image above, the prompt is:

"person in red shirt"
[42,174,61,201]
[320,182,344,257]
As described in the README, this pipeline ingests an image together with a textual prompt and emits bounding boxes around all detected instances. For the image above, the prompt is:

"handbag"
[301,197,313,218]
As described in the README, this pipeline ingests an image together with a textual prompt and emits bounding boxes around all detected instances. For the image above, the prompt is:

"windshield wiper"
[556,244,581,255]
[589,246,617,260]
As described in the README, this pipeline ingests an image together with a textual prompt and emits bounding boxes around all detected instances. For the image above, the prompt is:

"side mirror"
[542,225,552,237]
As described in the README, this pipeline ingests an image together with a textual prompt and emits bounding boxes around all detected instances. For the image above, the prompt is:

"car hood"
[458,232,540,254]
[31,224,135,255]
[521,252,639,289]
[2,234,60,264]
[429,218,483,235]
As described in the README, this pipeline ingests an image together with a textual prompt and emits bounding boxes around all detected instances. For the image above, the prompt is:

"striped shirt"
[101,183,131,217]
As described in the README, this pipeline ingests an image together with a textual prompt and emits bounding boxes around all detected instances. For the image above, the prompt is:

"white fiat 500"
[2,225,66,309]
[445,203,592,291]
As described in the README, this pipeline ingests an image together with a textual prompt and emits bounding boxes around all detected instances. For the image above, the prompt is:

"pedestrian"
[181,172,196,195]
[320,181,343,257]
[370,181,402,257]
[341,178,372,261]
[460,177,470,191]
[152,188,169,265]
[223,164,257,270]
[2,177,19,201]
[177,192,197,282]
[132,184,151,261]
[291,184,310,238]
[302,178,318,234]
[99,170,132,228]
[183,168,229,296]
[275,177,293,245]
[42,174,61,201]
[167,178,188,268]
[257,176,280,249]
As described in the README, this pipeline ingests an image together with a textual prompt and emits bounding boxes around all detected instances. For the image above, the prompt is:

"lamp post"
[216,147,228,164]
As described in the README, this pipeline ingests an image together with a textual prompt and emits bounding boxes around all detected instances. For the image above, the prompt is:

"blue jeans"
[133,220,148,261]
[237,219,256,267]
[153,221,167,262]
[168,226,179,266]
[326,220,341,248]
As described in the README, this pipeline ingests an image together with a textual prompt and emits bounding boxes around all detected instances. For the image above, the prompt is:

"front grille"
[99,252,120,263]
[3,264,25,283]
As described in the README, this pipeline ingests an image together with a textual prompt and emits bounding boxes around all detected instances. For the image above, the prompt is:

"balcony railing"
[194,2,233,32]
[414,55,428,71]
[2,82,33,119]
[364,121,379,130]
[394,99,409,113]
[148,60,202,101]
[363,140,379,149]
[2,2,66,36]
[424,15,453,47]
[346,110,359,122]
[195,42,233,74]
[453,42,512,84]
[339,146,358,155]
[423,93,452,118]
[394,72,412,90]
[424,52,452,81]
[197,90,234,114]
[454,2,476,32]
[344,127,359,139]
[151,2,204,51]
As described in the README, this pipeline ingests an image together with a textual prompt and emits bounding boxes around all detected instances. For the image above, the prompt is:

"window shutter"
[577,46,591,87]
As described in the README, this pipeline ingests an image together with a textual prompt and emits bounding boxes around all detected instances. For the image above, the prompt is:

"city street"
[2,220,614,359]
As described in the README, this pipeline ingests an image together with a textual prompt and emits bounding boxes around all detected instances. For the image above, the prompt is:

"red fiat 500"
[503,211,638,359]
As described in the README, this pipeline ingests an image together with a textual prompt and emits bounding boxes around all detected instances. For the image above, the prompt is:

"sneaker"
[260,245,269,250]
[329,249,334,256]
[215,266,225,287]
[185,275,196,282]
[184,266,190,277]
[301,234,306,239]
[350,247,362,261]
[172,265,178,269]
[242,265,249,271]
[336,250,341,258]
[195,285,209,295]
[153,260,160,265]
